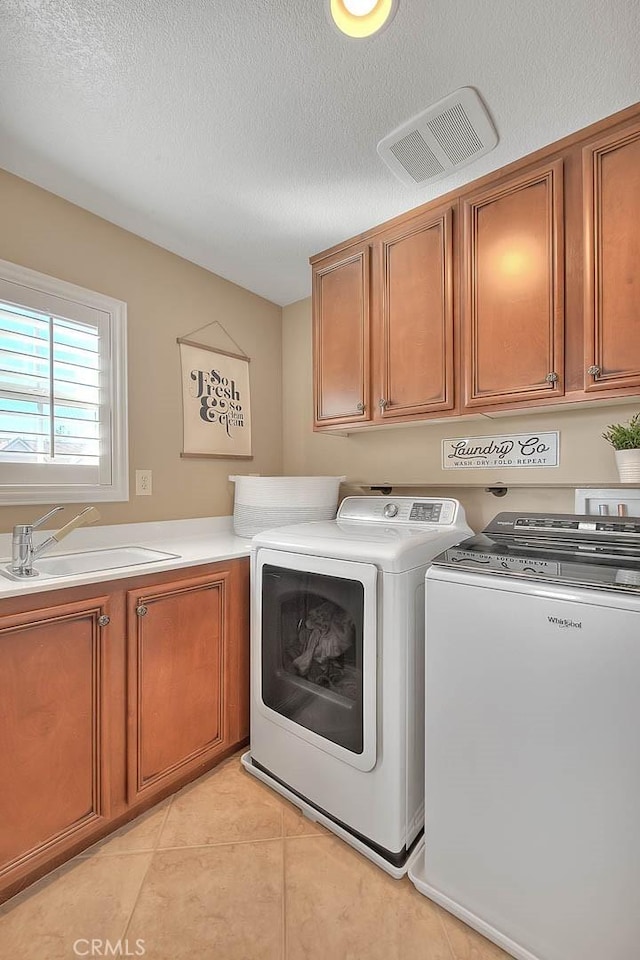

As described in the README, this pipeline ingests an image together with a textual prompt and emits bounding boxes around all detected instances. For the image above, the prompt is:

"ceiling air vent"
[377,87,498,187]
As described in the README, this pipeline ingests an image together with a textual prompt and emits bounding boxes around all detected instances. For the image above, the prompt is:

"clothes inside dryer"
[261,563,364,754]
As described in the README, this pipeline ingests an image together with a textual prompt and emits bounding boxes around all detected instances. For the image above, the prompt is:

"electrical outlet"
[135,470,153,496]
[575,488,640,518]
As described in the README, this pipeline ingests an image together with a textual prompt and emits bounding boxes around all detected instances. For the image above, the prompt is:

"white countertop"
[0,516,252,600]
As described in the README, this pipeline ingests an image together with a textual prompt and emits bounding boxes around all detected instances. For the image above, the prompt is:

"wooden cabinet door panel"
[583,122,640,392]
[127,572,228,803]
[0,598,111,882]
[225,558,250,745]
[377,208,454,419]
[313,246,370,426]
[463,161,564,408]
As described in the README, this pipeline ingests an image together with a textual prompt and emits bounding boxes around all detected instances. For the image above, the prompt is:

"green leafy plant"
[602,412,640,450]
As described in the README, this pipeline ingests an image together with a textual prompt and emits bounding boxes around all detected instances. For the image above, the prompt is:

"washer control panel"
[338,497,459,525]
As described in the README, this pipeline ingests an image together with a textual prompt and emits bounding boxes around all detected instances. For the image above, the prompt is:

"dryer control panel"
[338,497,459,525]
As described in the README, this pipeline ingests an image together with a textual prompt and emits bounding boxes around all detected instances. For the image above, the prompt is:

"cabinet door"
[463,161,564,408]
[583,122,640,393]
[0,597,111,888]
[375,207,455,420]
[313,245,371,427]
[127,570,230,803]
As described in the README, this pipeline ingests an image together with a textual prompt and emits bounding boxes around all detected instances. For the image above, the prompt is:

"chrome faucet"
[11,505,101,578]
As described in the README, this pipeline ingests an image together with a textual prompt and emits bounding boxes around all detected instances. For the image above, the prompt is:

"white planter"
[614,449,640,482]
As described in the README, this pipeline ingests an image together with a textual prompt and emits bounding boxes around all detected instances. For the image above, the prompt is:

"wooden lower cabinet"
[127,570,232,804]
[0,595,113,896]
[0,557,249,902]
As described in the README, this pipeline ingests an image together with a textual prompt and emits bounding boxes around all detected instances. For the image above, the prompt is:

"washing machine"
[241,496,471,876]
[409,511,640,960]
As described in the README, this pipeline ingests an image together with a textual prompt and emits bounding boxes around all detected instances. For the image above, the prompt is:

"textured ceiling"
[0,1,639,306]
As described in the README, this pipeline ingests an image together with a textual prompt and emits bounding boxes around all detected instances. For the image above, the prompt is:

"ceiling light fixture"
[328,0,398,39]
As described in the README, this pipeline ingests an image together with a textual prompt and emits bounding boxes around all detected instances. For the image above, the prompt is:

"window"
[0,259,128,504]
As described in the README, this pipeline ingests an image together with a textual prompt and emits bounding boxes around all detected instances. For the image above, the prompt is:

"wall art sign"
[178,338,252,460]
[442,432,559,470]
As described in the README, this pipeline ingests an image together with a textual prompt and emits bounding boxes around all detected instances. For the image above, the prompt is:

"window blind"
[0,300,101,466]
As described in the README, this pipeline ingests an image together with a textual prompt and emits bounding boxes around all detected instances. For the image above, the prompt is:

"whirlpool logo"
[548,616,582,629]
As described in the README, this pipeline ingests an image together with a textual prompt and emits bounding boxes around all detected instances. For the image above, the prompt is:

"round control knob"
[383,503,398,518]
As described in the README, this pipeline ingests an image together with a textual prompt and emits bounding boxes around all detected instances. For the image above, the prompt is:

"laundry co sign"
[442,432,559,470]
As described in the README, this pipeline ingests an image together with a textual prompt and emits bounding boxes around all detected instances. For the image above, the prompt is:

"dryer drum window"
[261,564,365,754]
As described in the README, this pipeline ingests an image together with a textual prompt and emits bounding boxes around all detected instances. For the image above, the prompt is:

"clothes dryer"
[242,496,471,876]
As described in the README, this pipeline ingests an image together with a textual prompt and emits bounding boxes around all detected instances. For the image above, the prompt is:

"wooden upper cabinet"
[310,104,640,426]
[0,596,112,887]
[313,245,370,427]
[374,207,455,420]
[462,161,565,409]
[583,120,640,393]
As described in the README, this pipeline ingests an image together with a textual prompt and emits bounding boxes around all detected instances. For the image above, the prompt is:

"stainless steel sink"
[1,546,181,581]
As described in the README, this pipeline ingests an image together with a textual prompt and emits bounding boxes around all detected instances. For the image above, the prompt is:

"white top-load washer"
[409,511,640,960]
[242,496,471,877]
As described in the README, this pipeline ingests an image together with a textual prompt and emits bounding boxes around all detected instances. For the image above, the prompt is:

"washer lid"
[252,498,472,572]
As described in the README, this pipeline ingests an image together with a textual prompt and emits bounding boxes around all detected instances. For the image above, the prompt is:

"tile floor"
[0,752,511,959]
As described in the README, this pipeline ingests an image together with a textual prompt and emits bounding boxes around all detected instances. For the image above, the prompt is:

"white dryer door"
[254,548,378,771]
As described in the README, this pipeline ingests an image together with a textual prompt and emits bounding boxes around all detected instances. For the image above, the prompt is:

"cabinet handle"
[587,365,601,378]
[98,615,110,627]
[356,401,366,412]
[378,398,389,410]
[136,604,148,617]
[545,372,559,383]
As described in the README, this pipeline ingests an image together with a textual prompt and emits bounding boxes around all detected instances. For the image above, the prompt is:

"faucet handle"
[30,505,65,531]
[27,506,101,564]
[49,506,101,544]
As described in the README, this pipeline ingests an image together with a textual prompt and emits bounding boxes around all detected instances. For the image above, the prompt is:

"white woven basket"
[229,475,346,537]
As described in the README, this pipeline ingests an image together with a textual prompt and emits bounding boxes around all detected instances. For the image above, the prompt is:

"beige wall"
[4,165,638,538]
[282,297,640,531]
[0,168,283,532]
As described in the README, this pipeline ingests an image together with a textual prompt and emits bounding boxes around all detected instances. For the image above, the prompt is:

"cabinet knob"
[378,398,389,410]
[587,365,601,378]
[98,615,110,627]
[136,604,148,617]
[545,372,559,384]
[356,401,366,412]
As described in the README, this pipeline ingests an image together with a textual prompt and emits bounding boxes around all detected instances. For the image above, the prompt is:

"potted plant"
[602,412,640,481]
